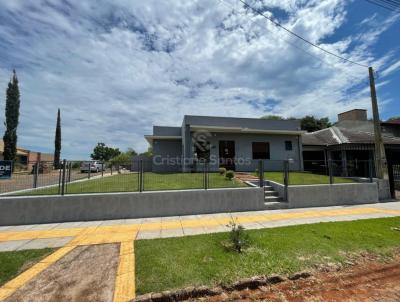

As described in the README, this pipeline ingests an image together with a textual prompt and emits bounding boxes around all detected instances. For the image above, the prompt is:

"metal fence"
[0,159,245,196]
[0,158,377,197]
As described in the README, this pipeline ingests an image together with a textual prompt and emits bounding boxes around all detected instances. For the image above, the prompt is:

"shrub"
[218,167,226,175]
[226,218,249,253]
[225,170,234,180]
[71,161,81,169]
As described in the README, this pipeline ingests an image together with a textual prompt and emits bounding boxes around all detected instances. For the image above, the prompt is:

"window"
[285,141,293,151]
[252,142,270,159]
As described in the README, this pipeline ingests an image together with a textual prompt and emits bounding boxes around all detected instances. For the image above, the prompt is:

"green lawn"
[0,248,54,286]
[23,173,246,195]
[264,171,355,185]
[135,217,400,294]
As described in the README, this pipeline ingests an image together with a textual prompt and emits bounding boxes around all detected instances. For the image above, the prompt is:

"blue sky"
[0,0,399,159]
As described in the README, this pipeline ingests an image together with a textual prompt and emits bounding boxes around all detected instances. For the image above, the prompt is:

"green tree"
[90,143,121,161]
[301,116,331,132]
[261,115,284,120]
[126,148,137,157]
[139,146,153,157]
[386,116,400,122]
[53,109,61,168]
[110,151,133,166]
[3,70,21,161]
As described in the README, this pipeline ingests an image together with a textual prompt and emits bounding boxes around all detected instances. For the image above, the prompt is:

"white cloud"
[0,0,397,158]
[381,60,400,77]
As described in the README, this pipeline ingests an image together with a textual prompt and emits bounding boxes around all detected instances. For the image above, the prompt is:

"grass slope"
[264,171,354,185]
[23,173,246,195]
[0,248,54,286]
[135,217,400,294]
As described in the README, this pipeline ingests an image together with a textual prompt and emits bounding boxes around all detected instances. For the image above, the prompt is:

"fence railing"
[1,159,246,196]
[0,158,377,197]
[257,158,375,201]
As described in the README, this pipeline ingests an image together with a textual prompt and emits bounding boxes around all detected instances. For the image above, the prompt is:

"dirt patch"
[189,256,400,302]
[5,244,119,302]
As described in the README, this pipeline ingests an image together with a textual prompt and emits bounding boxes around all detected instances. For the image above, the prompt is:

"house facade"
[145,115,304,172]
[302,109,400,193]
[0,140,54,171]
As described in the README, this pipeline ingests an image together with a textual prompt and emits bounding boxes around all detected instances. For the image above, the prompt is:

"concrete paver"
[16,237,73,250]
[0,240,32,252]
[136,230,161,240]
[0,202,399,249]
[0,201,399,301]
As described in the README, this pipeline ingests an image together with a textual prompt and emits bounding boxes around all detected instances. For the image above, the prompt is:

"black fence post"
[33,161,39,188]
[58,165,62,194]
[61,159,66,195]
[207,163,210,189]
[258,160,264,187]
[101,162,104,177]
[284,160,289,201]
[111,165,113,175]
[68,162,72,183]
[328,159,334,184]
[139,159,143,192]
[88,161,91,179]
[203,162,208,190]
[369,158,374,183]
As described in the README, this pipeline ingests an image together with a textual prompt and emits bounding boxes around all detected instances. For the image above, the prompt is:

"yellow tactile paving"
[113,241,135,302]
[373,208,400,215]
[0,245,75,301]
[0,207,395,244]
[0,206,399,301]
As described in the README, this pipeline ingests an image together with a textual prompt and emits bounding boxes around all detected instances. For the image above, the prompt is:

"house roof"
[302,126,400,146]
[0,140,30,156]
[382,119,400,125]
[183,115,301,132]
[144,135,182,144]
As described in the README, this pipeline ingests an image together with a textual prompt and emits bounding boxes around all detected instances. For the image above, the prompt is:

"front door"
[219,140,235,170]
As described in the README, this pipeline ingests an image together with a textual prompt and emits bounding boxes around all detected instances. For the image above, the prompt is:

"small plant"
[71,161,81,170]
[218,167,226,175]
[226,218,249,253]
[225,170,234,180]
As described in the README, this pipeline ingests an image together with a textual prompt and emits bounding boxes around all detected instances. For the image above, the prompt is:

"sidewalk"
[1,201,399,252]
[1,201,399,302]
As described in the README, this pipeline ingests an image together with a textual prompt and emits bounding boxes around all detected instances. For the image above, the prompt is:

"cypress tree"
[54,108,61,168]
[3,70,20,161]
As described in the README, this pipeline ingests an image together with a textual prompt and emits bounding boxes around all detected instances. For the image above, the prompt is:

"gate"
[388,163,400,199]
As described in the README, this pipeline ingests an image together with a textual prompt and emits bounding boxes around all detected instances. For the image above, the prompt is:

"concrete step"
[264,196,281,202]
[264,201,289,210]
[264,190,279,197]
[263,186,273,190]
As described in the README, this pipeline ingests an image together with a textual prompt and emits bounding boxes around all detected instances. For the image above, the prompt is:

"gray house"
[145,115,304,172]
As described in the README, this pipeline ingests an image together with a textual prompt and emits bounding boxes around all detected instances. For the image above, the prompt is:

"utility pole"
[369,66,388,179]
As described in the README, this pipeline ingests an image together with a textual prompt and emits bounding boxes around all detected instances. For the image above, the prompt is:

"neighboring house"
[0,140,54,170]
[381,119,400,138]
[145,115,304,172]
[302,109,400,178]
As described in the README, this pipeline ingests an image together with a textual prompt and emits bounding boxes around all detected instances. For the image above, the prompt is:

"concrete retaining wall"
[268,179,391,207]
[375,179,391,200]
[0,187,265,226]
[287,182,379,208]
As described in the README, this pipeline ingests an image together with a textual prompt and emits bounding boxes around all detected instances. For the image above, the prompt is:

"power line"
[365,0,400,11]
[237,0,370,68]
[365,0,400,12]
[218,0,369,86]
